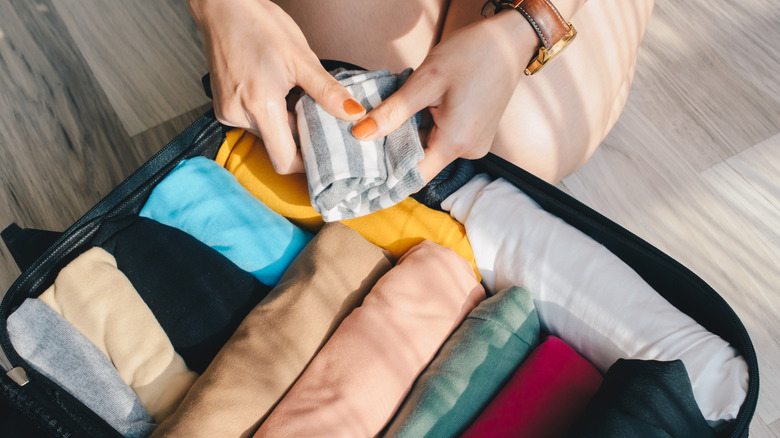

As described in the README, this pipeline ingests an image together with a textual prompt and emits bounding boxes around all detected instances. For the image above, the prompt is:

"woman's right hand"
[188,0,366,174]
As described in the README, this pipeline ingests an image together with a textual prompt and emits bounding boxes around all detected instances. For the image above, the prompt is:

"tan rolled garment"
[37,247,198,422]
[254,240,486,438]
[152,222,394,438]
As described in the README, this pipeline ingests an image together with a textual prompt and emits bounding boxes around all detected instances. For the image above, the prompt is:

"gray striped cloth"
[296,68,425,221]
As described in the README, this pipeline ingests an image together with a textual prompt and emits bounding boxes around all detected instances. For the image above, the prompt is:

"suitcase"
[0,72,759,437]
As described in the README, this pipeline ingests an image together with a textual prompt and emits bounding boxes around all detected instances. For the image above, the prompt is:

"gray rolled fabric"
[297,68,425,221]
[7,298,156,438]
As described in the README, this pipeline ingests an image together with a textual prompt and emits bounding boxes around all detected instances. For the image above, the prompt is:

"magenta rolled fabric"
[461,336,603,438]
[254,240,485,437]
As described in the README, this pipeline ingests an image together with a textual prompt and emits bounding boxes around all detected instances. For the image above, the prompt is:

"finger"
[416,126,459,183]
[297,62,366,120]
[251,98,305,174]
[287,150,305,174]
[287,109,300,146]
[352,69,443,142]
[213,89,251,130]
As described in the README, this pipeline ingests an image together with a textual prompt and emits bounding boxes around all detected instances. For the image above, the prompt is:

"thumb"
[352,71,441,142]
[297,62,366,120]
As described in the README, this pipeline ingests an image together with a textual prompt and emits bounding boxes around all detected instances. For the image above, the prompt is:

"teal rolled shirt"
[384,286,540,438]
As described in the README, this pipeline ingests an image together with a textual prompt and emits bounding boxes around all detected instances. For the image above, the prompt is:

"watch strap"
[496,0,572,51]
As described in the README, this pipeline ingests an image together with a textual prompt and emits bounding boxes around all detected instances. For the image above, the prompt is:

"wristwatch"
[482,0,577,75]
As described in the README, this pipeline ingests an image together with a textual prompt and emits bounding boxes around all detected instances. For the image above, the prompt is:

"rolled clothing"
[255,240,486,438]
[37,247,198,422]
[8,298,156,437]
[441,174,748,422]
[410,158,475,211]
[215,128,324,232]
[152,222,394,438]
[384,286,540,438]
[570,359,715,438]
[214,129,480,279]
[297,68,424,221]
[462,336,603,438]
[138,156,312,286]
[93,216,272,374]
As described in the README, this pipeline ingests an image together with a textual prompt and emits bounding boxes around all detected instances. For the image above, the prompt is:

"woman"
[186,0,654,184]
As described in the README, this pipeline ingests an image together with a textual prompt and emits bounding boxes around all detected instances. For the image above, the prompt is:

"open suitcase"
[0,70,759,437]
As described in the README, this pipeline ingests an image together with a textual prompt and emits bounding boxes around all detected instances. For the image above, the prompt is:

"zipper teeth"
[478,154,759,438]
[7,382,72,437]
[0,346,11,372]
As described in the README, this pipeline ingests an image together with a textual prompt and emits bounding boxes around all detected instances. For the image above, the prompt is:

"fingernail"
[352,117,377,140]
[343,99,365,116]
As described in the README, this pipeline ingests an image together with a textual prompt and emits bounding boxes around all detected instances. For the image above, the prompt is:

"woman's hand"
[188,0,366,174]
[351,11,537,181]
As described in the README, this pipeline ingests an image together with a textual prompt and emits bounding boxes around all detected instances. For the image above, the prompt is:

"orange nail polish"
[352,117,377,140]
[343,99,365,116]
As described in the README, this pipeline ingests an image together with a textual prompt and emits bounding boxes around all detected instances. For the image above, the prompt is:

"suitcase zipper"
[0,352,13,377]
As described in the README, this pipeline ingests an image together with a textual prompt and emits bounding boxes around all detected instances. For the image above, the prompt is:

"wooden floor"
[1,0,778,435]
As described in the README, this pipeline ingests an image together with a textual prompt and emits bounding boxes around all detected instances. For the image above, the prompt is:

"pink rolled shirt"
[255,240,485,437]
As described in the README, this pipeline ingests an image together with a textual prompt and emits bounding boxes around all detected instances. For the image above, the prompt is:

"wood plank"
[51,0,209,135]
[626,0,780,171]
[0,0,140,294]
[701,135,780,268]
[0,242,20,301]
[750,415,780,438]
[721,133,780,211]
[697,0,780,107]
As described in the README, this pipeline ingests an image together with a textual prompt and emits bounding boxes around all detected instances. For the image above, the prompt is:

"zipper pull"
[7,366,29,386]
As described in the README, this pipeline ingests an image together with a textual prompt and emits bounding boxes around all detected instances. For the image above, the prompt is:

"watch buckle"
[524,24,577,76]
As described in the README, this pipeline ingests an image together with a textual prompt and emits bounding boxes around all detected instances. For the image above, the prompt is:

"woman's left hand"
[351,10,536,181]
